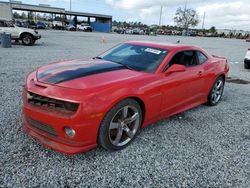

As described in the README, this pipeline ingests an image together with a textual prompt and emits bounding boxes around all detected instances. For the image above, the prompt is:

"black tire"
[207,76,225,106]
[244,63,250,69]
[21,34,35,46]
[98,99,142,151]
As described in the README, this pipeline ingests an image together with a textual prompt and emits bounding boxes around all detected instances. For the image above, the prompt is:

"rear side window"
[197,51,208,64]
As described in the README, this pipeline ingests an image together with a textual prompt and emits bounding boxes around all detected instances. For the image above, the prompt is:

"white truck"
[77,23,93,32]
[0,19,41,46]
[52,21,65,30]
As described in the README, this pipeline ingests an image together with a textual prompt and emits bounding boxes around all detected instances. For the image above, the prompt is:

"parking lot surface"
[0,31,249,187]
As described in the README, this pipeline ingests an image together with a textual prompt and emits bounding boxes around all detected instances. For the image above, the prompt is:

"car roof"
[126,41,201,51]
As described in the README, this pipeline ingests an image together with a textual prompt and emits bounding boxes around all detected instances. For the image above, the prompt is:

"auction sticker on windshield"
[145,48,163,55]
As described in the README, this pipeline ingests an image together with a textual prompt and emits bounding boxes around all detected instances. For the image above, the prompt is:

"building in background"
[0,1,112,32]
[0,2,13,20]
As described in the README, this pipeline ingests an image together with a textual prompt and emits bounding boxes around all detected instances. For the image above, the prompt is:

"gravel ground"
[0,30,250,187]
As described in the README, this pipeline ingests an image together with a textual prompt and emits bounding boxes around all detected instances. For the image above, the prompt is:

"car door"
[160,50,206,117]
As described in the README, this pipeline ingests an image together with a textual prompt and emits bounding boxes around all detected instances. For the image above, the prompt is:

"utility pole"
[184,0,188,33]
[202,12,206,29]
[69,0,72,20]
[9,0,13,19]
[159,5,163,26]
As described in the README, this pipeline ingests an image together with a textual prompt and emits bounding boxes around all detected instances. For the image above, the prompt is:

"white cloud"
[106,0,250,30]
[196,1,250,29]
[106,0,196,25]
[43,0,79,3]
[105,0,201,9]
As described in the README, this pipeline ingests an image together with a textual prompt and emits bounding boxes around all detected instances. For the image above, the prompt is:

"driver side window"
[165,50,198,70]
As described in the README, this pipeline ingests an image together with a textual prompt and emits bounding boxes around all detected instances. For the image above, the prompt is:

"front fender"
[83,82,162,127]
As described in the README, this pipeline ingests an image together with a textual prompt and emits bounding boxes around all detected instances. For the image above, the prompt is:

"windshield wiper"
[93,56,102,59]
[94,57,135,71]
[111,61,135,71]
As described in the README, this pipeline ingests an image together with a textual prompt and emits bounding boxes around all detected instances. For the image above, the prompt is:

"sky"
[3,0,250,30]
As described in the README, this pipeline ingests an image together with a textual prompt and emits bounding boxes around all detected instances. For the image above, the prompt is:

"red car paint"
[22,41,229,154]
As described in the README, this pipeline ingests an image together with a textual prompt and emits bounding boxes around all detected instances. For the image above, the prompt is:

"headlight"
[64,102,79,112]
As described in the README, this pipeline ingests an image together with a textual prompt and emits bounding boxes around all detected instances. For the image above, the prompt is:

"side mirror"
[165,64,186,75]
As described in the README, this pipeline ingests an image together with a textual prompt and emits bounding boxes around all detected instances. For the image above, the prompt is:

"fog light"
[64,127,76,138]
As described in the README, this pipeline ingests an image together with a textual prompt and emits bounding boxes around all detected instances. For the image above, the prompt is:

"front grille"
[27,117,57,136]
[27,92,79,113]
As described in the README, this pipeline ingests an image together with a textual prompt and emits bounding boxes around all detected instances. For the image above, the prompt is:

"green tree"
[13,12,20,19]
[21,12,27,19]
[174,7,199,31]
[112,20,118,26]
[209,26,216,33]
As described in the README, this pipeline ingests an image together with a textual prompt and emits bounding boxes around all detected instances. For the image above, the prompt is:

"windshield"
[99,43,168,72]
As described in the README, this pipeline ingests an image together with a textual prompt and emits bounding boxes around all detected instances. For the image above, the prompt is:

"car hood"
[15,26,35,33]
[37,59,147,90]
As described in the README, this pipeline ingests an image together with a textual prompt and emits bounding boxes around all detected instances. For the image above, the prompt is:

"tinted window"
[197,51,208,64]
[166,51,198,69]
[99,44,168,72]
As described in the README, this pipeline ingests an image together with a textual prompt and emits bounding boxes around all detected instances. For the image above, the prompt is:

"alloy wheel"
[108,105,140,147]
[211,79,224,104]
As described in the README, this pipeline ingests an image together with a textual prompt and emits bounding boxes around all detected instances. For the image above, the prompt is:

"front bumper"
[22,105,98,154]
[23,120,97,155]
[34,34,41,40]
[22,76,104,154]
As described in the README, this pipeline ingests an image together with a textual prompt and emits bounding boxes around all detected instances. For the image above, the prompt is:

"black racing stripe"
[38,63,84,79]
[43,63,125,84]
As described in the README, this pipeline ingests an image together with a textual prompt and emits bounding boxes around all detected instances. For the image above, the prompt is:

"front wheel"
[21,34,35,46]
[207,76,225,106]
[98,99,142,151]
[245,63,250,69]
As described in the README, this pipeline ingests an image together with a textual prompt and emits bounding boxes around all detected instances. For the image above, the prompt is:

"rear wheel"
[207,76,225,106]
[98,99,142,151]
[245,63,250,69]
[21,34,35,46]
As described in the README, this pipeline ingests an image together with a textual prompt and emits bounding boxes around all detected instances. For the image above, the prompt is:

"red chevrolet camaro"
[22,41,229,154]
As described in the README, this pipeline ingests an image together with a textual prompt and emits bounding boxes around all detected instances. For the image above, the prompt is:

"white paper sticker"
[145,48,162,55]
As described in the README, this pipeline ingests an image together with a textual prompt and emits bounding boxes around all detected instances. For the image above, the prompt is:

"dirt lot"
[0,30,249,187]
